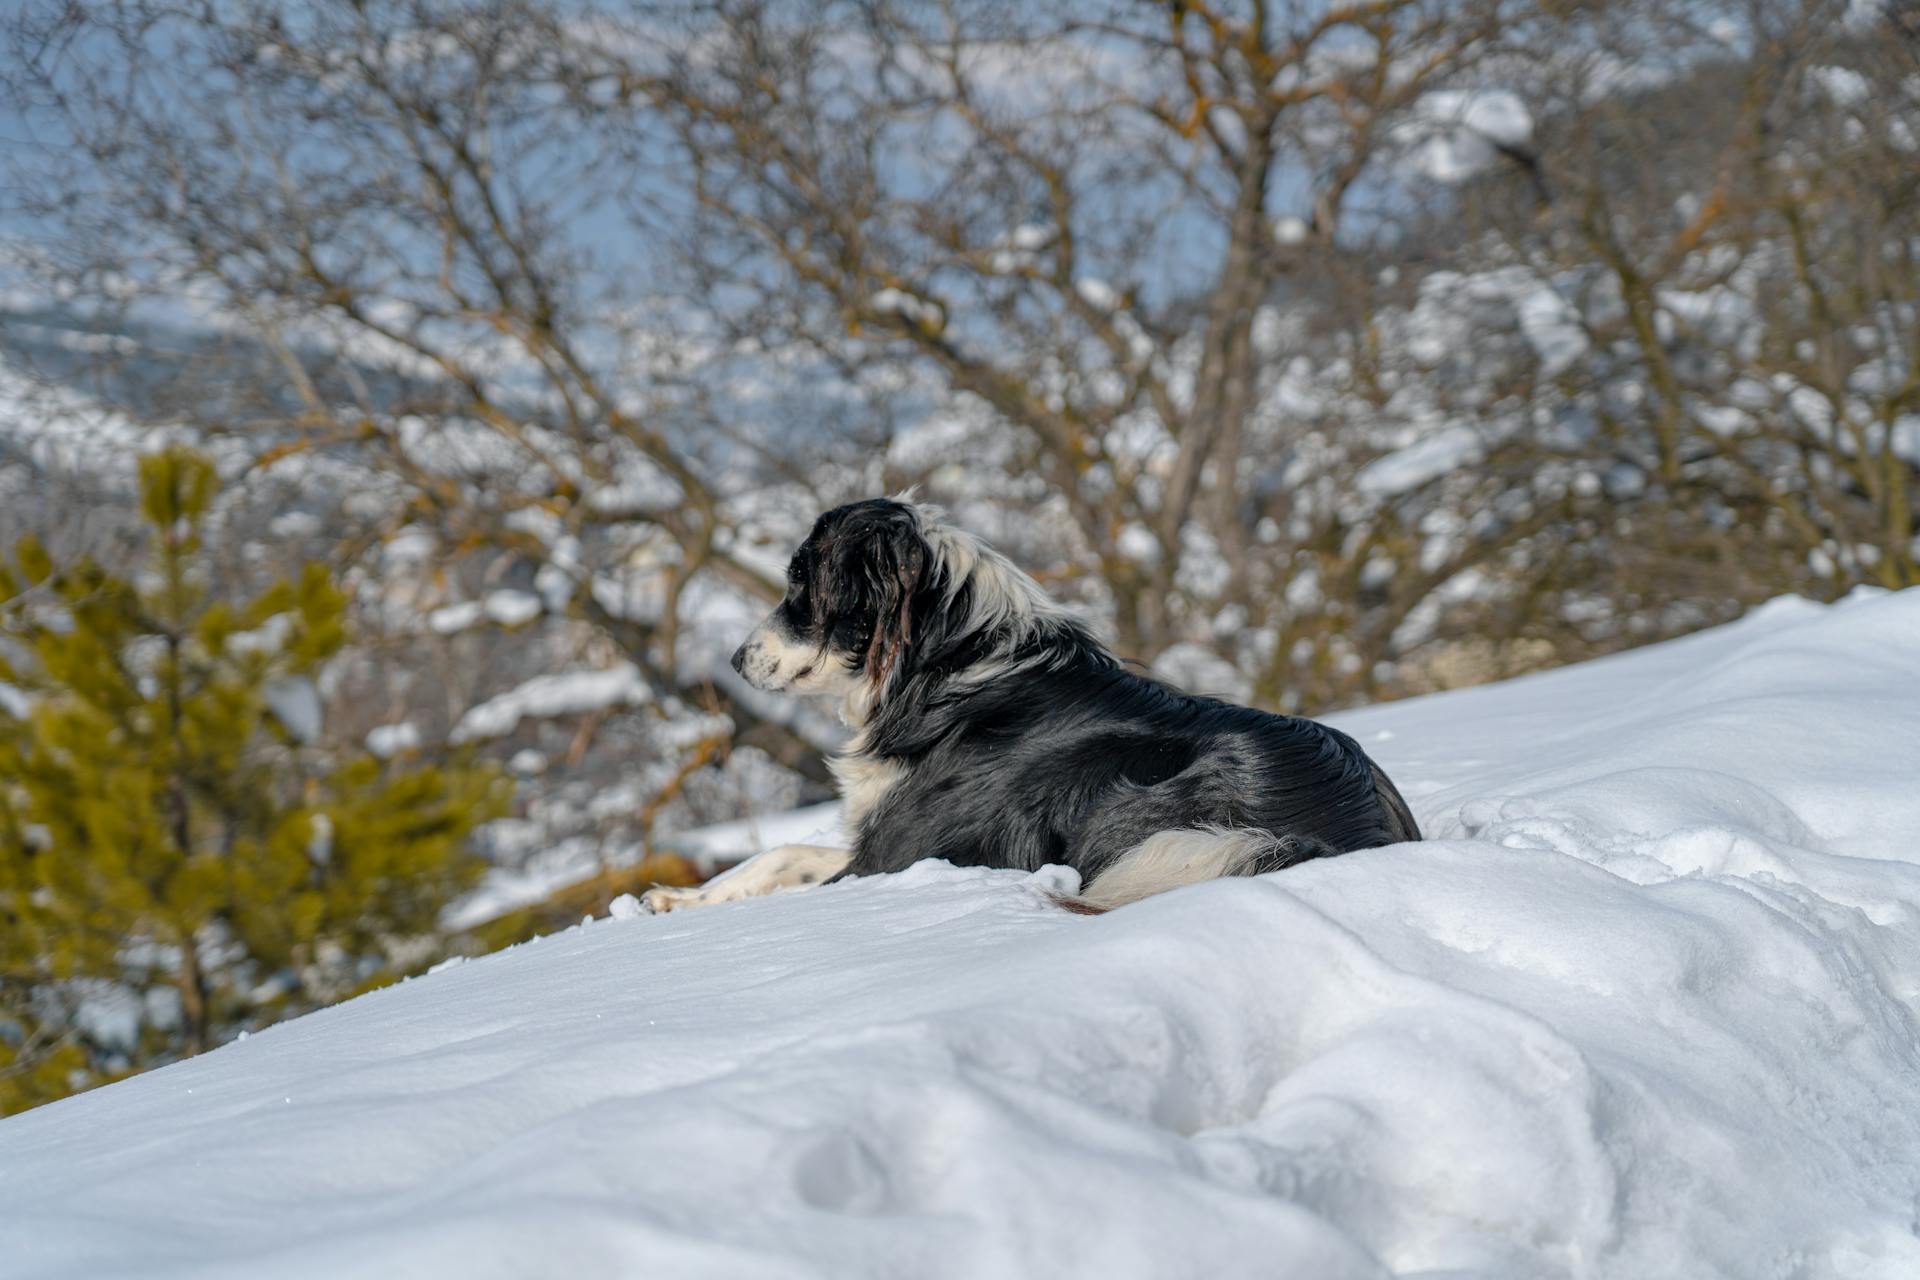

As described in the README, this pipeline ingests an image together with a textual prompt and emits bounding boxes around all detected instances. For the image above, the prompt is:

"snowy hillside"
[4,590,1919,1279]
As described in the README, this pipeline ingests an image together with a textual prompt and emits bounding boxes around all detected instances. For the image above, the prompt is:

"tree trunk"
[176,930,210,1057]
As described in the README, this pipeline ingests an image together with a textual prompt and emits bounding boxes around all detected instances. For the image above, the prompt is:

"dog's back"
[1076,672,1418,875]
[849,654,1419,895]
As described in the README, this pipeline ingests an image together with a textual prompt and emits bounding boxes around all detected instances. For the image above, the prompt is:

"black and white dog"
[642,498,1420,914]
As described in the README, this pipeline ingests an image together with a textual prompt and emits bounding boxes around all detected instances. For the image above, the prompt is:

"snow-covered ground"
[4,589,1919,1279]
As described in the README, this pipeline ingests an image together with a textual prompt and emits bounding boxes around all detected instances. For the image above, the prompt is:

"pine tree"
[0,448,509,1114]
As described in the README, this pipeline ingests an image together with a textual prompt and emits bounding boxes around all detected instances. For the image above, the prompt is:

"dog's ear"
[860,513,928,688]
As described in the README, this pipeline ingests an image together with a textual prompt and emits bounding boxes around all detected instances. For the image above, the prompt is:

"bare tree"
[1436,0,1920,631]
[3,0,841,785]
[593,0,1553,695]
[5,0,1912,741]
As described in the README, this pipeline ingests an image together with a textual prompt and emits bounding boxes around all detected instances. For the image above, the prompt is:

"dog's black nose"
[730,643,748,675]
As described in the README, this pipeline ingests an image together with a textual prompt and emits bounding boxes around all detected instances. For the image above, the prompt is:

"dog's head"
[732,497,1075,718]
[730,498,931,703]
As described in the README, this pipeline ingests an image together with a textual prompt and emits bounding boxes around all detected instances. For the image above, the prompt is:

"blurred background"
[1,0,1914,1111]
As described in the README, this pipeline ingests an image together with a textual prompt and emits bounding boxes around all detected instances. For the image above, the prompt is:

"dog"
[642,497,1420,914]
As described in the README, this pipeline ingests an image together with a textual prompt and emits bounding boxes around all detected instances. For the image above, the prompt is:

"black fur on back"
[786,499,1422,883]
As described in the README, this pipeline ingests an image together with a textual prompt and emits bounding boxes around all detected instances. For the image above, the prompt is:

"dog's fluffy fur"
[642,498,1420,915]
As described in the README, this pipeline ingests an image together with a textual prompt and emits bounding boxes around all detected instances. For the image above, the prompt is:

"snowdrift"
[4,590,1919,1279]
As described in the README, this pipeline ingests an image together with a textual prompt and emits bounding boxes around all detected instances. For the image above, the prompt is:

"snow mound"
[4,590,1920,1279]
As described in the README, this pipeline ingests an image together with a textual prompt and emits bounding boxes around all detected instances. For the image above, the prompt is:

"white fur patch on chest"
[830,750,908,839]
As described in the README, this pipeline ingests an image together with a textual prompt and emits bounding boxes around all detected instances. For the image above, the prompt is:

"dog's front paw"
[641,886,702,914]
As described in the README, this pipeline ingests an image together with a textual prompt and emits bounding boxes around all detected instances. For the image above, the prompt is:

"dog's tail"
[1057,826,1334,915]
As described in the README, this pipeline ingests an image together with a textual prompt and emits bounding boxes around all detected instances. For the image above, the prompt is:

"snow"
[444,795,839,933]
[662,799,845,865]
[1271,216,1310,246]
[1355,424,1483,498]
[1512,283,1590,377]
[1114,521,1161,565]
[1405,267,1591,377]
[262,675,323,745]
[987,224,1054,273]
[868,288,942,329]
[1398,90,1535,184]
[428,590,545,636]
[1809,65,1871,108]
[449,664,653,744]
[4,589,1920,1278]
[456,798,847,928]
[269,511,325,540]
[427,599,485,634]
[364,722,422,758]
[507,748,549,776]
[1149,642,1252,704]
[1073,277,1118,310]
[483,590,543,628]
[224,613,296,657]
